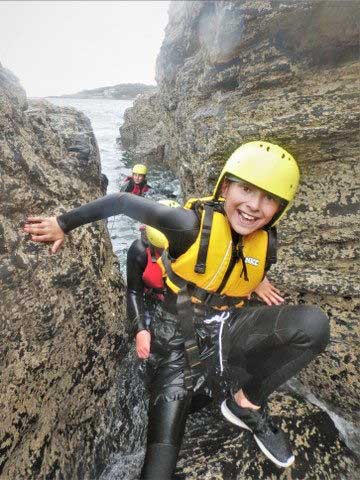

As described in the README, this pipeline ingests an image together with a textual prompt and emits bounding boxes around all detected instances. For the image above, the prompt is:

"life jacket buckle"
[189,286,212,305]
[194,263,206,274]
[203,292,214,305]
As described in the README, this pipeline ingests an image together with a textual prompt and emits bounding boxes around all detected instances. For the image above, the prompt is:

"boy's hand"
[23,216,65,253]
[254,277,284,306]
[136,330,151,359]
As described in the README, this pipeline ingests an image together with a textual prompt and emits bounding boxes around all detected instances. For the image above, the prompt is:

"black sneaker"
[221,398,295,468]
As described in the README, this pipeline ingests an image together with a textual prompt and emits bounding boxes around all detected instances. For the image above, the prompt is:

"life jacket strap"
[161,251,187,287]
[161,254,199,390]
[189,285,247,309]
[161,252,247,309]
[177,286,203,391]
[236,239,249,282]
[194,203,214,274]
[265,226,277,272]
[150,245,157,263]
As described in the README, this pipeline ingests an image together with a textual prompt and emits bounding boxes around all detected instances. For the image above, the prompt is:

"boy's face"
[221,179,280,235]
[133,173,145,184]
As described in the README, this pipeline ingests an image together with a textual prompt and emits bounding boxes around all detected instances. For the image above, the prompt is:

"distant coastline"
[48,82,157,100]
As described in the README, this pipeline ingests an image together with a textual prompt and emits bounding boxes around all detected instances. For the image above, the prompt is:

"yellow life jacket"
[159,197,275,309]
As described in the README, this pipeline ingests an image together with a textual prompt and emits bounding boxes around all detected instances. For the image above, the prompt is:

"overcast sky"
[0,1,170,97]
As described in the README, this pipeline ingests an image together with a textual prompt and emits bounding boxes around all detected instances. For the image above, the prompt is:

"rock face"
[119,1,360,476]
[120,0,359,422]
[119,91,166,163]
[0,63,128,478]
[56,83,157,100]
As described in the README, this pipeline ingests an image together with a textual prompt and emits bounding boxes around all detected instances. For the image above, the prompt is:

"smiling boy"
[23,141,329,478]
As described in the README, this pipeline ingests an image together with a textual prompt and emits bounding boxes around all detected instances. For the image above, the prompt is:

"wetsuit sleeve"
[120,179,131,192]
[57,193,200,257]
[126,239,148,337]
[142,185,153,198]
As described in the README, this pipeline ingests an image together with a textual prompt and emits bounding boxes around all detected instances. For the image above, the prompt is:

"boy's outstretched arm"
[23,193,199,256]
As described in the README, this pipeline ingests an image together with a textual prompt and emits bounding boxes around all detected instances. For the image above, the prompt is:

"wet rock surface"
[100,386,360,480]
[0,63,128,479]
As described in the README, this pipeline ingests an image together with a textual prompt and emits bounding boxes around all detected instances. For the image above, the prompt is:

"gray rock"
[0,63,127,479]
[119,91,167,164]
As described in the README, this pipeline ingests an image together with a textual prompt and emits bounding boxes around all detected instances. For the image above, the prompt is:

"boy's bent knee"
[297,305,330,352]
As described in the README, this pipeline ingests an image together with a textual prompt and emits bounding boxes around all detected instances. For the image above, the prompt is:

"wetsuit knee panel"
[291,305,330,351]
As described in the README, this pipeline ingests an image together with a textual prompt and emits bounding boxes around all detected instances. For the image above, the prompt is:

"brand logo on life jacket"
[245,257,260,267]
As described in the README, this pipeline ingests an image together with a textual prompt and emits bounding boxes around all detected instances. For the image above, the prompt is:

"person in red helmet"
[24,141,329,477]
[120,164,151,196]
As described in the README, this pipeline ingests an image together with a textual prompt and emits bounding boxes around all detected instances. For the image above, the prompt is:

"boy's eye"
[239,183,251,192]
[265,194,281,207]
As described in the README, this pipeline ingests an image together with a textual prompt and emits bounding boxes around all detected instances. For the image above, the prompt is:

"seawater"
[47,97,181,277]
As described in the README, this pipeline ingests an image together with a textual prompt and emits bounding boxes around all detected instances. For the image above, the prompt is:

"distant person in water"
[120,164,151,196]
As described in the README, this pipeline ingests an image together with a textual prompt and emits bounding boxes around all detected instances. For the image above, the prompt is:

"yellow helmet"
[213,141,300,225]
[145,199,180,248]
[132,164,147,175]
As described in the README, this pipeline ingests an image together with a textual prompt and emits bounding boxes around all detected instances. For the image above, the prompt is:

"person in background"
[127,199,180,359]
[120,164,151,196]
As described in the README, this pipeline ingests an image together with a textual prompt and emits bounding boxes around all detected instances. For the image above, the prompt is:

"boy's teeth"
[240,211,254,220]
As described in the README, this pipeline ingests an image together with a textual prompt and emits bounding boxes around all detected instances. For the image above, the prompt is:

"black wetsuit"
[57,193,330,479]
[126,237,163,336]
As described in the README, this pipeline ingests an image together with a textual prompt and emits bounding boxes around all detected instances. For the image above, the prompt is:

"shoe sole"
[221,400,295,469]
